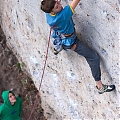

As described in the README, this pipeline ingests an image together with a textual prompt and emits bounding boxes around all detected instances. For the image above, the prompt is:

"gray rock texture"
[0,0,120,119]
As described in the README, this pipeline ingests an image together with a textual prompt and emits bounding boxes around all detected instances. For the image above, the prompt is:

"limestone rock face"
[0,0,119,119]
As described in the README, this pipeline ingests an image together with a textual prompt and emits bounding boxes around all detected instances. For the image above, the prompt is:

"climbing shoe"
[53,48,59,55]
[96,84,115,94]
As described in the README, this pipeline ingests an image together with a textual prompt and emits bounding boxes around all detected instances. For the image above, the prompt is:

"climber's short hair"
[41,0,56,13]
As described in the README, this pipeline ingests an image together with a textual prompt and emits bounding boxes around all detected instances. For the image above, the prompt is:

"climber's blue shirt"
[46,5,76,46]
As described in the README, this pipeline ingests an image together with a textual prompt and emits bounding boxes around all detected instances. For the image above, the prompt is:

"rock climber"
[40,0,115,94]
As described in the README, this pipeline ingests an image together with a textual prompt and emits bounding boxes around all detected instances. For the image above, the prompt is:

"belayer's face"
[51,0,63,13]
[9,92,16,105]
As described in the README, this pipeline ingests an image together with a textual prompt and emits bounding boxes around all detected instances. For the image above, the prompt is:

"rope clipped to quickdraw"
[28,27,52,120]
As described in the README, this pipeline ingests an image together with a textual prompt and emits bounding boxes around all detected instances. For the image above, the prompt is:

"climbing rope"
[28,27,52,120]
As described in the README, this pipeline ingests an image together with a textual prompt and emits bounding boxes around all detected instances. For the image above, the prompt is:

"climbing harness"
[28,27,52,120]
[70,43,76,51]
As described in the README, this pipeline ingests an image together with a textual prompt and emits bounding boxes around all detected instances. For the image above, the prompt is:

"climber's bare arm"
[70,0,81,10]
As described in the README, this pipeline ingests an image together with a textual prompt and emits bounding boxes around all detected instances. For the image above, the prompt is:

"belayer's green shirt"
[0,90,22,120]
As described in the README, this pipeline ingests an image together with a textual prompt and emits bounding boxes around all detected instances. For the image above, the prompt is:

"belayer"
[0,90,22,120]
[40,0,115,94]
